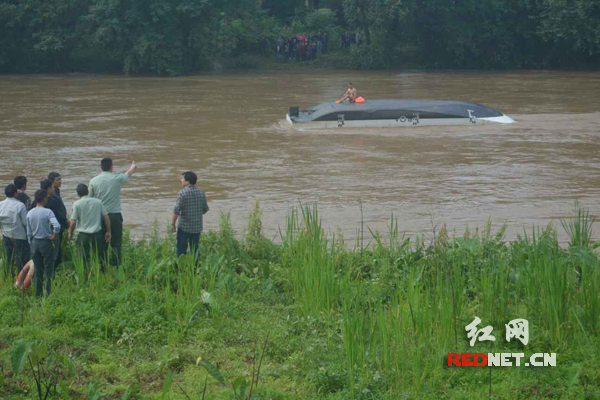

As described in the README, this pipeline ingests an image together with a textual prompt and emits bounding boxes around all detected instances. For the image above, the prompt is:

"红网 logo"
[448,317,556,367]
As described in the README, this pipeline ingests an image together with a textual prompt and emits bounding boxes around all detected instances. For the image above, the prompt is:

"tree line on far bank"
[0,0,599,75]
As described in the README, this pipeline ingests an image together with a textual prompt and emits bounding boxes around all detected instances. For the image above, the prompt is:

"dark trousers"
[31,238,54,297]
[77,231,105,276]
[102,213,123,267]
[52,235,61,264]
[176,229,200,258]
[54,231,66,267]
[2,236,28,277]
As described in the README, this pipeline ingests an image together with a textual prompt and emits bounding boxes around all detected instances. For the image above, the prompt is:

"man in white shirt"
[69,183,111,275]
[27,189,61,297]
[0,184,28,278]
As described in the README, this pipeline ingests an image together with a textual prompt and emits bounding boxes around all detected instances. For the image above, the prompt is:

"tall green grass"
[1,203,598,398]
[281,205,340,319]
[278,204,600,397]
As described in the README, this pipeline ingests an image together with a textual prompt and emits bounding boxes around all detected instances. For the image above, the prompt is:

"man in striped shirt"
[172,171,209,258]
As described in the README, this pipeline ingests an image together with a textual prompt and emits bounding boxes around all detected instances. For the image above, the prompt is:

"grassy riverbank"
[1,203,599,399]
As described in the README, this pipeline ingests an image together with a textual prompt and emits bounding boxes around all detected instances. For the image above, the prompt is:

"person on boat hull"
[340,82,357,102]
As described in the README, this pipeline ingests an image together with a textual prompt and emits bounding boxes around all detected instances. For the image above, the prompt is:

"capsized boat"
[286,99,514,129]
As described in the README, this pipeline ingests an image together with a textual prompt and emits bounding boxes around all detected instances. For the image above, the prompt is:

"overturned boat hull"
[286,100,514,129]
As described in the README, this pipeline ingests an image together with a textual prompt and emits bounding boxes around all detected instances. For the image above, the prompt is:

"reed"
[561,201,595,249]
[1,204,599,399]
[281,205,339,319]
[336,207,600,396]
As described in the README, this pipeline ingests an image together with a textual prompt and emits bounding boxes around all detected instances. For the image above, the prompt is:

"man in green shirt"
[69,184,111,275]
[89,158,137,267]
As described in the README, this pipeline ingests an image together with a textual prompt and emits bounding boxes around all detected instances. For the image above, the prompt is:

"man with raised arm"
[89,158,137,267]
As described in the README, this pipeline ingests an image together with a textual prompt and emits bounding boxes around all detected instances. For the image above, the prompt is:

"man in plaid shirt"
[172,171,209,258]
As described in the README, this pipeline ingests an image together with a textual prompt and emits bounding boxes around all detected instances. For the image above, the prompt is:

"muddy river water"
[1,71,599,243]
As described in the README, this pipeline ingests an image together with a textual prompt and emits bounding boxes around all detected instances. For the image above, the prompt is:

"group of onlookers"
[341,30,365,48]
[276,32,329,62]
[275,30,367,62]
[0,158,209,297]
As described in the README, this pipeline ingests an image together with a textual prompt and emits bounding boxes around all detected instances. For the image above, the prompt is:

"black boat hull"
[286,100,514,129]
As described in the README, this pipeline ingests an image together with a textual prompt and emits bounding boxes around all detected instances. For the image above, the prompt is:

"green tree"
[538,0,600,63]
[0,0,89,72]
[1,0,600,73]
[263,0,305,23]
[342,0,373,44]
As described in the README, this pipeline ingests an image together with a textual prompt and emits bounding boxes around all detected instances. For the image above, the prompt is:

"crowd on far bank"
[0,158,209,297]
[276,30,366,62]
[277,33,328,62]
[276,30,368,62]
[277,30,364,62]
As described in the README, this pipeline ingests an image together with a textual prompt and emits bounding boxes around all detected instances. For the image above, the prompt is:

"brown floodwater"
[1,70,600,243]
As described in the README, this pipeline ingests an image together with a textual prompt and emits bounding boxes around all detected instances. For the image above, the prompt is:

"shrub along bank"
[0,203,599,399]
[1,0,600,75]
